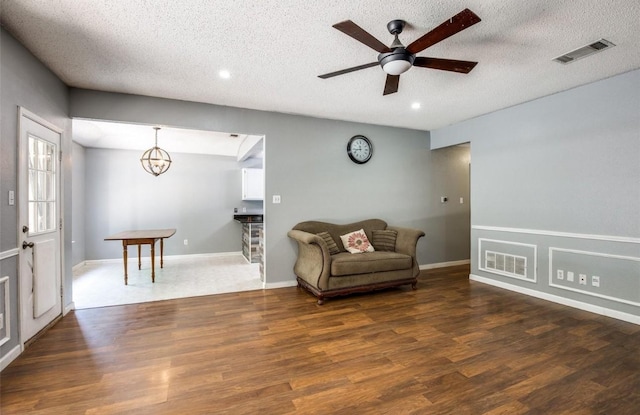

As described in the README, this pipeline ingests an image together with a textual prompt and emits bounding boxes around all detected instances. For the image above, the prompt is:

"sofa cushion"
[372,229,397,252]
[331,251,412,276]
[340,229,375,254]
[292,219,388,252]
[317,231,340,255]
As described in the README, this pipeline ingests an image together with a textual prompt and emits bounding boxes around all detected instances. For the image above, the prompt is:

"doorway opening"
[71,119,265,309]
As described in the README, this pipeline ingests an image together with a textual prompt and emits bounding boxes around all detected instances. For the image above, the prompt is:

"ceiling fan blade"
[333,20,392,53]
[413,57,478,73]
[406,9,481,54]
[383,75,400,95]
[318,62,379,79]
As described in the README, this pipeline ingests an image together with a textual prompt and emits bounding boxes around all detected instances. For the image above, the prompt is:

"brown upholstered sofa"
[287,219,425,304]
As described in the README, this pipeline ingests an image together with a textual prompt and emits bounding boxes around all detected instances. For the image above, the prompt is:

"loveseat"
[287,219,425,304]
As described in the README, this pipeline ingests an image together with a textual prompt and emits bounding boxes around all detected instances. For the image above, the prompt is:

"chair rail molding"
[472,225,640,244]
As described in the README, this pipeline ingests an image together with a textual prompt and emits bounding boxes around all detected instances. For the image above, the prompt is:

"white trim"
[18,107,63,133]
[420,259,470,270]
[0,276,10,347]
[265,280,298,289]
[470,274,640,325]
[72,261,86,272]
[82,251,244,266]
[64,302,75,315]
[0,248,20,261]
[472,225,640,244]
[548,247,640,307]
[549,247,640,263]
[0,345,22,372]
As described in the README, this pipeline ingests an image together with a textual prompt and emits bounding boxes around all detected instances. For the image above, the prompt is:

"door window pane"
[27,134,57,235]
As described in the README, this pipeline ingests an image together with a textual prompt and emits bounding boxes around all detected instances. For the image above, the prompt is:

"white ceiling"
[72,119,261,157]
[2,0,640,139]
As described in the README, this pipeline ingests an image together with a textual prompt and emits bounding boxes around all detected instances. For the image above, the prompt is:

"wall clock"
[347,135,373,164]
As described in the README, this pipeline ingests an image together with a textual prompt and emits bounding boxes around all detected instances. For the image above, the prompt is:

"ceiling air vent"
[553,39,615,64]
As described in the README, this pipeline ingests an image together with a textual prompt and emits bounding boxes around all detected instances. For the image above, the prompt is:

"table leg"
[122,241,128,285]
[160,238,165,268]
[137,244,141,270]
[151,240,156,283]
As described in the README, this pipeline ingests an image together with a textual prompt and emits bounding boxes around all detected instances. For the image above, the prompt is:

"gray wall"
[432,69,640,318]
[0,29,72,357]
[83,148,250,260]
[69,89,471,283]
[71,142,85,266]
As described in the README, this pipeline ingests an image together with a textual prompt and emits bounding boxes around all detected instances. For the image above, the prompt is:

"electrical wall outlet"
[579,274,587,285]
[557,269,564,280]
[184,239,188,246]
[567,271,574,282]
[273,195,281,204]
[592,275,600,287]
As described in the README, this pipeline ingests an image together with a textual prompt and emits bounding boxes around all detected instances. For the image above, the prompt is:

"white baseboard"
[72,261,86,272]
[470,273,640,325]
[265,281,298,290]
[64,302,75,315]
[420,259,470,270]
[82,251,244,266]
[0,344,22,372]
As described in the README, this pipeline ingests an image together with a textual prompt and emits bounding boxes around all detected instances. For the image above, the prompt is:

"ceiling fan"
[318,8,481,95]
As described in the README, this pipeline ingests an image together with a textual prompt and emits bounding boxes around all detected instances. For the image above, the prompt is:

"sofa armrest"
[388,226,425,277]
[287,230,332,290]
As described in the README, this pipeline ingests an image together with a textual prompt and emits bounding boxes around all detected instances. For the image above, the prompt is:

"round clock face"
[347,135,373,164]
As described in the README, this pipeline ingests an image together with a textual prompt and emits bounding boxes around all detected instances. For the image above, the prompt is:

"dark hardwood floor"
[1,265,639,414]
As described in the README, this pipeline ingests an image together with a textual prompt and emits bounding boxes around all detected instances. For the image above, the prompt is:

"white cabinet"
[242,168,264,200]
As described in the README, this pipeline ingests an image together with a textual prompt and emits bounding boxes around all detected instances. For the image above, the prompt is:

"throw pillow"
[340,229,375,254]
[372,229,397,252]
[317,231,340,255]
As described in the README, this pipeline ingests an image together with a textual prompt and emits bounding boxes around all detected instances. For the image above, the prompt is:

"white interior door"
[18,108,63,343]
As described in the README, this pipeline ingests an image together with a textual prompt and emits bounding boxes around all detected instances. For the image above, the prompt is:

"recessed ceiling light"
[219,70,231,79]
[411,102,421,110]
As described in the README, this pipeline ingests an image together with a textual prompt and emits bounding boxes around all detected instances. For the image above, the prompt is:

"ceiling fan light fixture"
[382,59,412,75]
[379,49,415,75]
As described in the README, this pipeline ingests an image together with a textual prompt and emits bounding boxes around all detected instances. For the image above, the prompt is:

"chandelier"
[140,127,172,176]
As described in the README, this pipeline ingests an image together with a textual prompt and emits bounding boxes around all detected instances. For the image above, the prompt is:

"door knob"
[22,225,29,233]
[22,241,34,249]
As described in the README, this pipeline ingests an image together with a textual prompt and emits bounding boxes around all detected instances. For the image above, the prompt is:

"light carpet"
[73,254,263,309]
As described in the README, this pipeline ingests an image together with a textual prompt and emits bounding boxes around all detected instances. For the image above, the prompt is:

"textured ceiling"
[2,0,640,136]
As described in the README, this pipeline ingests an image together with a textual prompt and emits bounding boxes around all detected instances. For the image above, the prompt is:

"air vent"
[553,39,615,64]
[485,251,527,278]
[230,134,239,138]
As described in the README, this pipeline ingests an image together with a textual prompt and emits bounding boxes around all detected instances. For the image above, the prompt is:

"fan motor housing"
[378,48,415,73]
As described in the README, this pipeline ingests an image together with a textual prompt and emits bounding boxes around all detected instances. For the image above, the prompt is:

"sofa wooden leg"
[412,282,417,290]
[317,297,325,305]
